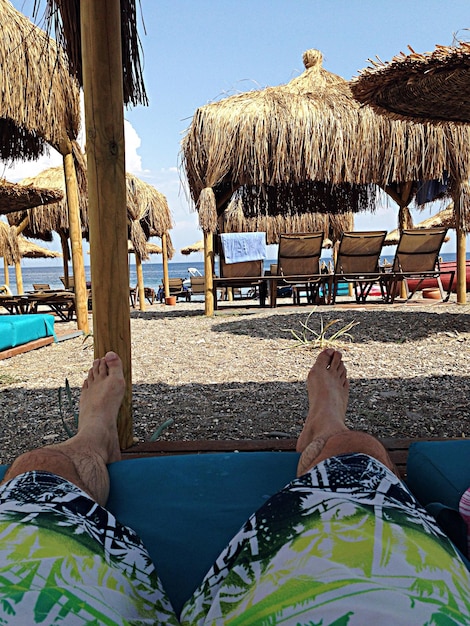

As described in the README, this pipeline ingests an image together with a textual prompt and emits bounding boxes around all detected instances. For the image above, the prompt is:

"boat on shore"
[406,260,470,293]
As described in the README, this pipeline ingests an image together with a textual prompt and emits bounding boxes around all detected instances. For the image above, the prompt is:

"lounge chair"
[32,283,51,291]
[190,276,205,298]
[159,278,190,303]
[331,230,387,303]
[213,257,266,310]
[27,291,76,321]
[270,232,325,307]
[130,285,156,307]
[60,276,74,290]
[382,228,454,302]
[0,295,27,315]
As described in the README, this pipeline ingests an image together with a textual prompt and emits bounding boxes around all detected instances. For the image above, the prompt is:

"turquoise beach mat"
[0,314,56,351]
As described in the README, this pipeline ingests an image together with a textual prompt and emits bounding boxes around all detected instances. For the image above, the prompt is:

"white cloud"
[124,120,143,174]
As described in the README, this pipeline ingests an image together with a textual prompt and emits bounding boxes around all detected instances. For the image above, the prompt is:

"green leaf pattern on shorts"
[0,472,178,625]
[181,454,470,625]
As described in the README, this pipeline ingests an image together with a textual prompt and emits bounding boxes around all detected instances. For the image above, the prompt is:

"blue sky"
[5,0,470,264]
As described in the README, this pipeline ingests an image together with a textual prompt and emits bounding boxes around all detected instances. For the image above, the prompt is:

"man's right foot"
[77,351,125,464]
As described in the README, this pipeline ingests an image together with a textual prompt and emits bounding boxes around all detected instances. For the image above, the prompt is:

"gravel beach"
[1,296,469,465]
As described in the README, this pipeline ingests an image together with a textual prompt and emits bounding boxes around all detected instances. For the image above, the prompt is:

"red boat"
[407,260,470,293]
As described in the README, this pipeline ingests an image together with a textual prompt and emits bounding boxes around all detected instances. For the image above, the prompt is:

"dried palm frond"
[0,0,80,160]
[37,0,147,107]
[0,178,63,215]
[352,41,470,124]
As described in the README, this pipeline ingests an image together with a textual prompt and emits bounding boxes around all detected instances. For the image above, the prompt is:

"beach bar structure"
[351,42,470,304]
[182,48,470,315]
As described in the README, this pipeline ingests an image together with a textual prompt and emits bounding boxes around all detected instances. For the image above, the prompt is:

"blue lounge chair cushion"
[0,314,55,351]
[0,451,299,613]
[407,440,470,562]
[407,440,470,510]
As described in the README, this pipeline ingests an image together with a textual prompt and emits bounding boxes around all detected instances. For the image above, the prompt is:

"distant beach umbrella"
[127,240,163,255]
[17,237,62,259]
[180,240,204,255]
[385,208,453,245]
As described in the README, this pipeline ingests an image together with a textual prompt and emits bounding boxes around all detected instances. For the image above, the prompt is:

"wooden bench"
[120,436,433,480]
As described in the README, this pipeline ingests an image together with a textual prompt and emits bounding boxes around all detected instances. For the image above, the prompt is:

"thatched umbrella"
[0,179,63,216]
[125,172,174,310]
[182,48,470,314]
[0,0,80,160]
[0,221,62,293]
[181,239,204,256]
[351,43,470,302]
[128,241,162,255]
[17,238,62,260]
[351,42,470,124]
[8,166,174,311]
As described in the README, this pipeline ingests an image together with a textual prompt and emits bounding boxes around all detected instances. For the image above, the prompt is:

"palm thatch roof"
[17,237,62,259]
[0,221,20,264]
[125,173,174,259]
[222,196,353,244]
[351,42,470,124]
[127,240,163,255]
[7,160,87,241]
[182,48,470,234]
[0,220,61,262]
[38,0,147,107]
[0,178,63,215]
[0,0,80,160]
[180,239,204,255]
[7,164,174,259]
[385,207,454,245]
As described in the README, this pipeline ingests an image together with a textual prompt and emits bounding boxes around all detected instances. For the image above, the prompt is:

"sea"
[0,252,463,294]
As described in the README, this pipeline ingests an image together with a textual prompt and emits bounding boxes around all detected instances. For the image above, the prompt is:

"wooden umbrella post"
[81,0,133,448]
[3,258,9,286]
[62,150,89,333]
[135,252,145,311]
[14,261,23,295]
[59,231,70,287]
[204,231,215,316]
[162,233,170,300]
[453,186,467,305]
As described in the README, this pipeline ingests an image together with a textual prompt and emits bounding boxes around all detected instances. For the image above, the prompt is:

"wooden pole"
[62,151,89,333]
[453,187,467,304]
[204,231,214,316]
[14,261,23,295]
[59,231,70,286]
[135,253,145,311]
[162,233,170,300]
[3,258,9,287]
[81,0,133,448]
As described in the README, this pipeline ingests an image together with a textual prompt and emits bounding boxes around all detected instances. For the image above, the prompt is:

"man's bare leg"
[296,348,397,477]
[1,352,125,506]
